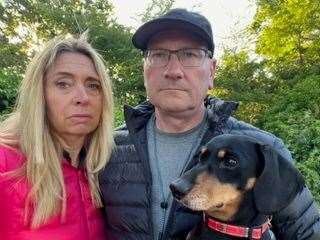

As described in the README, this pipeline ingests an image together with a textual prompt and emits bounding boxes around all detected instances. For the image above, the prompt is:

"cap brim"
[132,18,213,52]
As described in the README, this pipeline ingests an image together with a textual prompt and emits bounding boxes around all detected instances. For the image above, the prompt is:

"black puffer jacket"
[99,98,320,240]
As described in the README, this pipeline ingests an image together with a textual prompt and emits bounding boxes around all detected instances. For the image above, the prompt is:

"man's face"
[143,30,216,115]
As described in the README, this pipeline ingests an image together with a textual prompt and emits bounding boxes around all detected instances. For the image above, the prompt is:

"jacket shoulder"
[114,127,132,145]
[225,117,292,160]
[0,145,25,173]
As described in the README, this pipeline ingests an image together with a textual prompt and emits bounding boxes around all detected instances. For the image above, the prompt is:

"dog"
[170,134,305,240]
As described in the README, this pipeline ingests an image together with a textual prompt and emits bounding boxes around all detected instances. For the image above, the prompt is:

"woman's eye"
[87,82,101,91]
[56,81,70,89]
[220,158,238,169]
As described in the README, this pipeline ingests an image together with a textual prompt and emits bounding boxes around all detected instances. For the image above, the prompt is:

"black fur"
[170,134,305,240]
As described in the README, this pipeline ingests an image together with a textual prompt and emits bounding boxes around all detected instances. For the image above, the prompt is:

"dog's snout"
[170,180,191,200]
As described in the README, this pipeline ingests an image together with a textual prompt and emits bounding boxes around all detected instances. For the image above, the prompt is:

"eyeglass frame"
[143,48,214,67]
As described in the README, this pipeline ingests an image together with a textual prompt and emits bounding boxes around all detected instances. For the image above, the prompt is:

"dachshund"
[170,134,305,240]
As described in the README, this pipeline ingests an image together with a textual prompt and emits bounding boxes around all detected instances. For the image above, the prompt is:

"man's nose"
[74,85,90,104]
[164,53,184,79]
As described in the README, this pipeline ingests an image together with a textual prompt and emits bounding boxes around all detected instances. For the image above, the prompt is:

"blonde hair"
[0,33,114,227]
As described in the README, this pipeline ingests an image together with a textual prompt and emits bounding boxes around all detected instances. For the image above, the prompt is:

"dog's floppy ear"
[253,144,305,214]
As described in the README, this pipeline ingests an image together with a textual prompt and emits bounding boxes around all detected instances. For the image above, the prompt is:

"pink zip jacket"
[0,145,107,240]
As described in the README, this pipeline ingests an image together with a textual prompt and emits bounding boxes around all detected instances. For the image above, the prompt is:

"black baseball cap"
[132,8,214,53]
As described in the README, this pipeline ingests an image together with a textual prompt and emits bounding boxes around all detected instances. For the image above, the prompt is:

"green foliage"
[211,49,277,124]
[259,76,320,202]
[0,0,115,40]
[0,68,21,113]
[251,0,320,77]
[297,150,320,203]
[0,36,27,69]
[114,102,125,128]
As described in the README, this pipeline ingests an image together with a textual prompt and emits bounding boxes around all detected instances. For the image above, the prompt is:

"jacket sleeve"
[227,118,320,239]
[272,187,320,239]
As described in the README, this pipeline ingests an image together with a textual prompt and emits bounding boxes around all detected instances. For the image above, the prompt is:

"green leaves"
[211,49,274,124]
[0,68,21,112]
[252,0,320,75]
[259,76,320,202]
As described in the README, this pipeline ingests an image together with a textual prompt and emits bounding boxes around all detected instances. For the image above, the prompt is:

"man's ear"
[208,59,217,90]
[143,60,148,89]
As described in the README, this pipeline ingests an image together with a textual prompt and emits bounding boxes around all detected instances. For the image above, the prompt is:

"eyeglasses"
[144,48,213,67]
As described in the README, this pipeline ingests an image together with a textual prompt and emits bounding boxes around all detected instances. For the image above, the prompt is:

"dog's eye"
[221,158,238,169]
[198,155,206,164]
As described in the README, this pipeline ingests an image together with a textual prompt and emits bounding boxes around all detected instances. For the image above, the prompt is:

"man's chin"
[156,101,193,113]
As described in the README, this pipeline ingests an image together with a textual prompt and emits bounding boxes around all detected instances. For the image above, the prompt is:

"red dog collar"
[205,216,271,239]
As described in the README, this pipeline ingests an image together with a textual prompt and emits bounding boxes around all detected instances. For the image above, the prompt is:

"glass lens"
[179,49,205,67]
[146,49,210,67]
[148,49,169,67]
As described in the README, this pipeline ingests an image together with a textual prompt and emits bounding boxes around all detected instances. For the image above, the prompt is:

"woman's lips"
[68,114,92,123]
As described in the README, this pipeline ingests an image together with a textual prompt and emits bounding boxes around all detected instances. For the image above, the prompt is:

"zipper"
[132,130,154,239]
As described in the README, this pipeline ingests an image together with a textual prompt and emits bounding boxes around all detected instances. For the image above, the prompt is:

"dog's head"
[170,134,305,221]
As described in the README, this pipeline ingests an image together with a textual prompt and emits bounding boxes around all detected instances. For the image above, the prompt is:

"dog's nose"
[170,183,185,200]
[169,180,191,200]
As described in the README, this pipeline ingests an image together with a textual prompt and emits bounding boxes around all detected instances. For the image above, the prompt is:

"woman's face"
[44,52,103,145]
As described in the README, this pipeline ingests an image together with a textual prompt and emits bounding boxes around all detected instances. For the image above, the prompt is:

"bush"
[259,76,320,202]
[114,102,125,128]
[0,68,22,114]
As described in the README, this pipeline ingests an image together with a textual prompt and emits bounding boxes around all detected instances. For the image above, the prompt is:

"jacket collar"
[124,101,155,133]
[123,97,239,134]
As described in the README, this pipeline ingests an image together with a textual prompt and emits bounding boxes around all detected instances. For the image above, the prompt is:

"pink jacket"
[0,146,107,240]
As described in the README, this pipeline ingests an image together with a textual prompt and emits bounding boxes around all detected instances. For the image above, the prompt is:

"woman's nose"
[74,85,90,105]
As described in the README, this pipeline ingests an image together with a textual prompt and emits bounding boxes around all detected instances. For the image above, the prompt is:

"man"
[100,8,320,240]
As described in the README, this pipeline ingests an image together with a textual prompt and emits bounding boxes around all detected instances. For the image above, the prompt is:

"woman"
[0,33,114,239]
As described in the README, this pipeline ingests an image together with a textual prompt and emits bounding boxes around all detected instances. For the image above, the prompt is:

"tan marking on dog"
[180,172,244,221]
[217,149,226,159]
[245,177,256,190]
[201,147,208,155]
